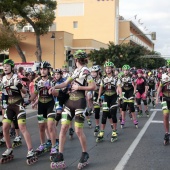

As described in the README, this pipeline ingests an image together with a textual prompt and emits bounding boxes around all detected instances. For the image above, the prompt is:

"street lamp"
[51,32,56,68]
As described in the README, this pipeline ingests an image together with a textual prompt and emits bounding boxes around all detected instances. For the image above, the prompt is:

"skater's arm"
[156,83,162,104]
[97,85,103,102]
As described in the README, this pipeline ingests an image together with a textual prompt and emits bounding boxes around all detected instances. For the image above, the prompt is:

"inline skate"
[12,136,22,148]
[152,101,155,108]
[111,130,118,142]
[69,128,74,140]
[145,110,150,117]
[35,143,51,156]
[77,152,89,169]
[50,144,59,162]
[50,152,66,169]
[94,125,100,137]
[96,130,104,142]
[87,119,92,128]
[0,148,14,164]
[26,149,38,165]
[133,120,138,128]
[164,133,169,146]
[120,120,125,129]
[137,110,143,118]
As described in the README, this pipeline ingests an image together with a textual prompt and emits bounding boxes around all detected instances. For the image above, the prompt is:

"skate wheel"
[111,138,117,143]
[121,125,123,129]
[50,162,56,169]
[164,141,169,146]
[135,125,138,129]
[94,132,97,137]
[26,159,31,165]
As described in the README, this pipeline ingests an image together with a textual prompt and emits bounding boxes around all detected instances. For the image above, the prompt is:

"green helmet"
[104,61,114,68]
[167,59,170,66]
[3,59,15,67]
[74,50,87,59]
[122,64,130,70]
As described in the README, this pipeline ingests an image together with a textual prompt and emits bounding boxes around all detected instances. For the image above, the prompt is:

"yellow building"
[9,31,107,70]
[119,19,154,50]
[55,0,119,44]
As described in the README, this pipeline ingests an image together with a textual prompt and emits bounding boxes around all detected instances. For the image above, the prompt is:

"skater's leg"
[2,122,11,148]
[59,124,69,153]
[18,123,32,150]
[163,112,169,133]
[47,120,56,147]
[38,122,46,144]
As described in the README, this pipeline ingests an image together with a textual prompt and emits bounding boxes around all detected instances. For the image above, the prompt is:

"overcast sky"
[119,0,170,58]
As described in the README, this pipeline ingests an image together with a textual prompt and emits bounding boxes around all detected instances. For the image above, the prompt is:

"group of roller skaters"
[0,51,170,169]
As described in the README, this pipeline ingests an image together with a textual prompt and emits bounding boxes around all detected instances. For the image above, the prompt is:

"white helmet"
[91,65,100,72]
[162,73,170,83]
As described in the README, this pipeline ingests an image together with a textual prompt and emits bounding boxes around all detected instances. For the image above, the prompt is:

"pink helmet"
[137,69,143,74]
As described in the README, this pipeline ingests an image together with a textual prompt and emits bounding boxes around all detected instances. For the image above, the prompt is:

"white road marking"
[114,111,157,170]
[151,120,168,123]
[150,109,162,111]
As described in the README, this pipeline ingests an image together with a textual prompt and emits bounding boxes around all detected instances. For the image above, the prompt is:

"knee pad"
[136,98,141,105]
[55,113,61,121]
[102,102,109,111]
[37,114,46,123]
[143,100,147,105]
[94,108,100,119]
[101,111,108,124]
[61,107,71,125]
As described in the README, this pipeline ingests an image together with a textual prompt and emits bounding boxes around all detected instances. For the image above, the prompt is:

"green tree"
[89,42,165,69]
[0,0,57,62]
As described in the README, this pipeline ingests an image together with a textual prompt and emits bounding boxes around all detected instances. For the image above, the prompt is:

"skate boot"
[12,136,22,148]
[50,152,66,169]
[69,128,74,140]
[77,152,89,170]
[10,128,16,138]
[145,110,150,117]
[152,101,155,108]
[46,140,52,151]
[0,148,14,164]
[35,144,47,156]
[50,146,58,162]
[119,115,122,123]
[0,137,6,146]
[94,125,100,137]
[120,120,125,129]
[164,133,169,146]
[87,119,92,128]
[129,112,132,120]
[111,130,118,142]
[148,98,151,105]
[137,110,143,118]
[26,149,38,165]
[96,130,104,142]
[133,120,138,128]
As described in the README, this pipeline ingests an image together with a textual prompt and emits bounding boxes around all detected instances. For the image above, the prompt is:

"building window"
[73,21,78,28]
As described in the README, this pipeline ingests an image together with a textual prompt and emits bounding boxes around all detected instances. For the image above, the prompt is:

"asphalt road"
[0,103,169,170]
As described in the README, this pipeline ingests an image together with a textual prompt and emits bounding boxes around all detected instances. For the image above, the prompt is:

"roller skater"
[69,127,74,140]
[94,125,100,137]
[77,152,89,170]
[12,135,22,148]
[0,148,14,164]
[50,152,66,169]
[156,65,170,146]
[96,61,122,142]
[26,149,38,165]
[50,50,95,169]
[120,65,138,128]
[1,59,37,165]
[111,130,117,142]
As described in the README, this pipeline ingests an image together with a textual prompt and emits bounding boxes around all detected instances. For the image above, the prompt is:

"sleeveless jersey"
[120,74,135,91]
[34,76,55,103]
[2,74,23,104]
[68,67,94,101]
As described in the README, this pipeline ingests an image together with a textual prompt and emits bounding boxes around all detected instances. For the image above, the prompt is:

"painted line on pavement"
[150,109,162,111]
[114,110,157,170]
[151,120,169,124]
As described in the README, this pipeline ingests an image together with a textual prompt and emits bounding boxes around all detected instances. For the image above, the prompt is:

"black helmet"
[39,61,51,69]
[54,68,63,74]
